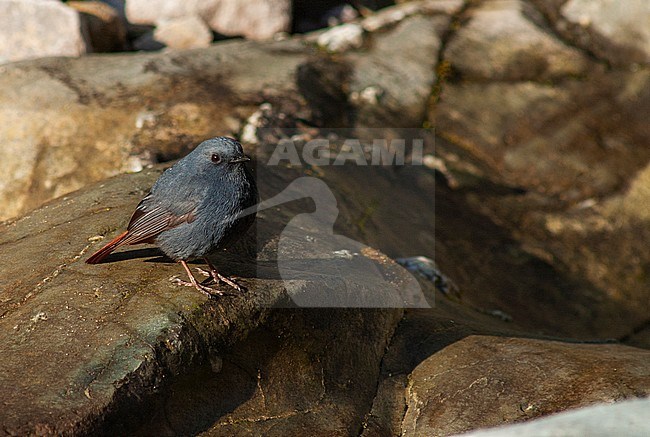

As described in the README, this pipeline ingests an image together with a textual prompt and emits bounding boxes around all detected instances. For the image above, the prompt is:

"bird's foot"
[195,267,246,292]
[195,267,212,279]
[216,272,247,292]
[169,275,229,297]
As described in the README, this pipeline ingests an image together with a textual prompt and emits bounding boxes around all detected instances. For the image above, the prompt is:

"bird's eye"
[211,153,221,164]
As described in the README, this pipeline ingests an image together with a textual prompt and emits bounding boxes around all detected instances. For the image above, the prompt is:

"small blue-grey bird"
[86,137,258,296]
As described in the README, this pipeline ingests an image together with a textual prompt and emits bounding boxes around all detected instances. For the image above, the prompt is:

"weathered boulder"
[434,76,650,338]
[348,14,448,127]
[435,73,650,199]
[0,0,87,64]
[357,156,650,437]
[402,336,650,436]
[205,0,292,41]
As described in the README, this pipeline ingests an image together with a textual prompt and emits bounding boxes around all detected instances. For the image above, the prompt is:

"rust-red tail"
[86,231,129,264]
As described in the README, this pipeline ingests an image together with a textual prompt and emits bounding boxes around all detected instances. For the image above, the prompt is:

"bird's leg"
[171,260,227,297]
[203,258,246,292]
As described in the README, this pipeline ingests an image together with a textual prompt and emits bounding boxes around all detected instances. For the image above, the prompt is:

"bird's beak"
[229,155,251,164]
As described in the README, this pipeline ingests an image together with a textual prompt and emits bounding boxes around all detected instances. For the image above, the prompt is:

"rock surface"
[0,162,410,434]
[433,0,650,350]
[205,0,292,41]
[153,15,213,49]
[0,0,87,64]
[135,308,403,435]
[531,0,650,66]
[126,0,292,40]
[445,0,589,81]
[402,336,650,436]
[561,0,650,65]
[348,14,447,127]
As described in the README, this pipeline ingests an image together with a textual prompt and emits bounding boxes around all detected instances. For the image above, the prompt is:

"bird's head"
[191,137,251,176]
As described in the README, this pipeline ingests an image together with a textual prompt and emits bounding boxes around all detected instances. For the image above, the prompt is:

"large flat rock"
[0,162,414,434]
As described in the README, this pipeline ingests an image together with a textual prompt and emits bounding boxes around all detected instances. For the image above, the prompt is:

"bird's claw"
[169,276,228,297]
[195,267,212,278]
[216,273,247,293]
[194,267,246,292]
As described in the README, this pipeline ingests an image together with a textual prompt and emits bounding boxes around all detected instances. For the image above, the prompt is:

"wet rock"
[460,397,650,437]
[0,0,87,64]
[445,0,590,81]
[68,0,128,53]
[153,15,213,50]
[402,336,650,436]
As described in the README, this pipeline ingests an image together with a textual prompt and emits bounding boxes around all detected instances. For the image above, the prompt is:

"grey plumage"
[86,137,258,295]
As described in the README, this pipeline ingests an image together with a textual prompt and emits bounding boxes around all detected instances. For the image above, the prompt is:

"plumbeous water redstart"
[86,137,258,296]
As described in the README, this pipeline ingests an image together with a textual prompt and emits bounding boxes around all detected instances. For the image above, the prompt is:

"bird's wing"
[120,193,198,245]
